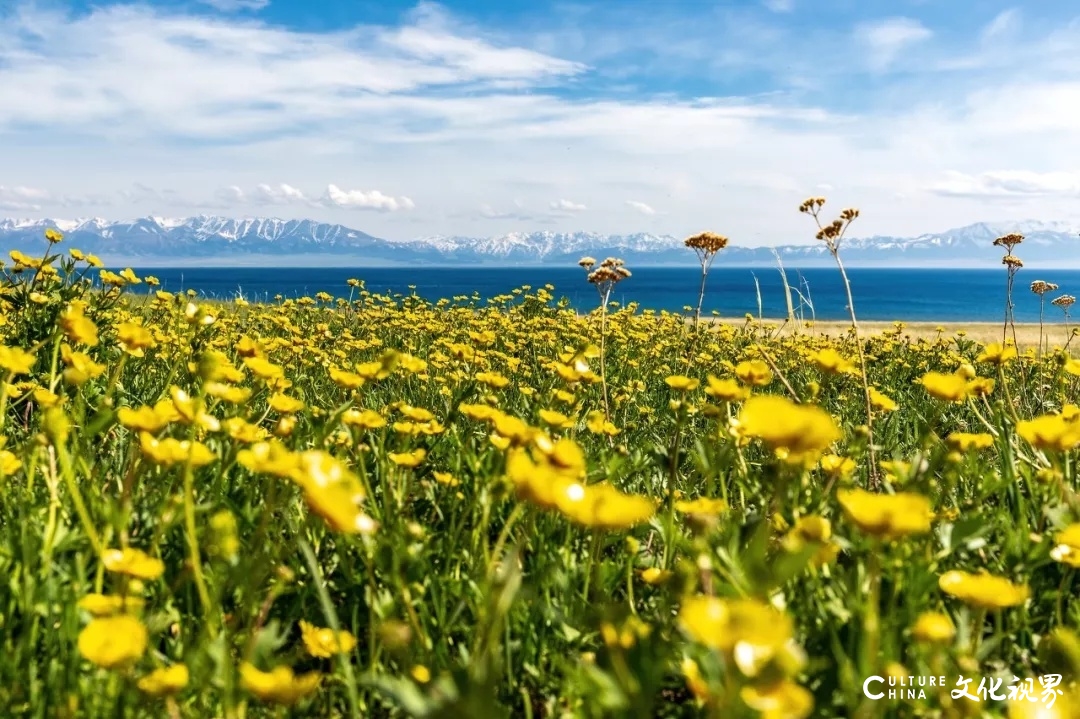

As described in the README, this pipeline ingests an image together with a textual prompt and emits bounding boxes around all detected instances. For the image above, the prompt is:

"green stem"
[300,539,362,719]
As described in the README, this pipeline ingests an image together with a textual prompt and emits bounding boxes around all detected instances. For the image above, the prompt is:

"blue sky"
[2,0,1080,245]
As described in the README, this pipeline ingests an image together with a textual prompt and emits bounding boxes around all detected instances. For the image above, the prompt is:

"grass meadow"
[4,203,1080,718]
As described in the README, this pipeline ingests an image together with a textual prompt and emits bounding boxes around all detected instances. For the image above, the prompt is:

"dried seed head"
[1031,280,1059,295]
[684,232,729,255]
[1002,254,1023,269]
[993,233,1024,251]
[578,256,596,268]
[586,257,631,287]
[1053,294,1076,309]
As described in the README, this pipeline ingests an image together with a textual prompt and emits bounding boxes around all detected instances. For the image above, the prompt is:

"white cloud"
[929,170,1080,198]
[6,3,1080,244]
[195,0,270,12]
[0,4,584,139]
[322,185,415,212]
[625,200,656,215]
[981,9,1020,42]
[214,186,246,204]
[0,185,109,211]
[856,17,932,71]
[476,203,535,221]
[550,198,587,212]
[0,186,50,211]
[252,183,309,205]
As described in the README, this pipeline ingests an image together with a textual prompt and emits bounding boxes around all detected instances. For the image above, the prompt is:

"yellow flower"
[45,227,64,243]
[299,620,358,658]
[538,409,573,428]
[116,322,156,357]
[238,441,299,477]
[433,471,460,487]
[244,356,285,381]
[290,451,376,535]
[868,387,897,412]
[102,547,165,580]
[919,371,969,402]
[0,449,22,477]
[819,454,856,479]
[946,432,995,453]
[0,346,36,375]
[674,497,727,516]
[239,663,321,705]
[737,395,841,463]
[639,567,672,585]
[60,303,99,346]
[137,664,189,696]
[665,375,700,392]
[139,432,216,467]
[911,612,955,644]
[32,387,62,408]
[679,596,802,678]
[60,346,106,386]
[342,408,386,429]
[735,359,773,386]
[1017,414,1080,452]
[783,516,840,566]
[585,410,620,436]
[740,680,814,719]
[77,593,147,617]
[938,570,1030,609]
[411,665,432,683]
[556,481,655,530]
[206,382,252,405]
[976,342,1017,364]
[475,371,510,388]
[810,348,857,375]
[78,615,148,669]
[459,403,498,421]
[966,377,995,397]
[389,448,426,468]
[1007,686,1077,719]
[117,405,172,433]
[682,658,711,702]
[836,488,932,540]
[705,375,748,402]
[1050,524,1080,568]
[268,393,305,414]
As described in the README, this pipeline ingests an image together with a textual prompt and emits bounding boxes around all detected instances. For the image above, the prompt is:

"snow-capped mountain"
[2,215,1080,267]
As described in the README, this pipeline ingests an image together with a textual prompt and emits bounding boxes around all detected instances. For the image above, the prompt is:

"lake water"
[116,266,1080,323]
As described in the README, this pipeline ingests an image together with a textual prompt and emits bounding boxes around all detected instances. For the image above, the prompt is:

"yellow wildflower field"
[4,215,1080,718]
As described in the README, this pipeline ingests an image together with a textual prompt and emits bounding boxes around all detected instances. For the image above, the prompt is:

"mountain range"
[2,215,1079,268]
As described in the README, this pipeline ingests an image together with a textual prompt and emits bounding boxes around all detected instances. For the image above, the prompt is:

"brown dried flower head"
[684,232,729,255]
[1002,255,1023,269]
[993,233,1024,252]
[1031,280,1059,296]
[798,197,827,214]
[578,256,596,269]
[1053,295,1076,309]
[587,257,631,286]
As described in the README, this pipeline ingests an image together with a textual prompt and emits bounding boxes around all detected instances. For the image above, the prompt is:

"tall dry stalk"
[771,248,798,331]
[798,197,880,487]
[1031,280,1058,357]
[1055,294,1076,351]
[684,232,729,327]
[579,256,631,421]
[993,234,1024,348]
